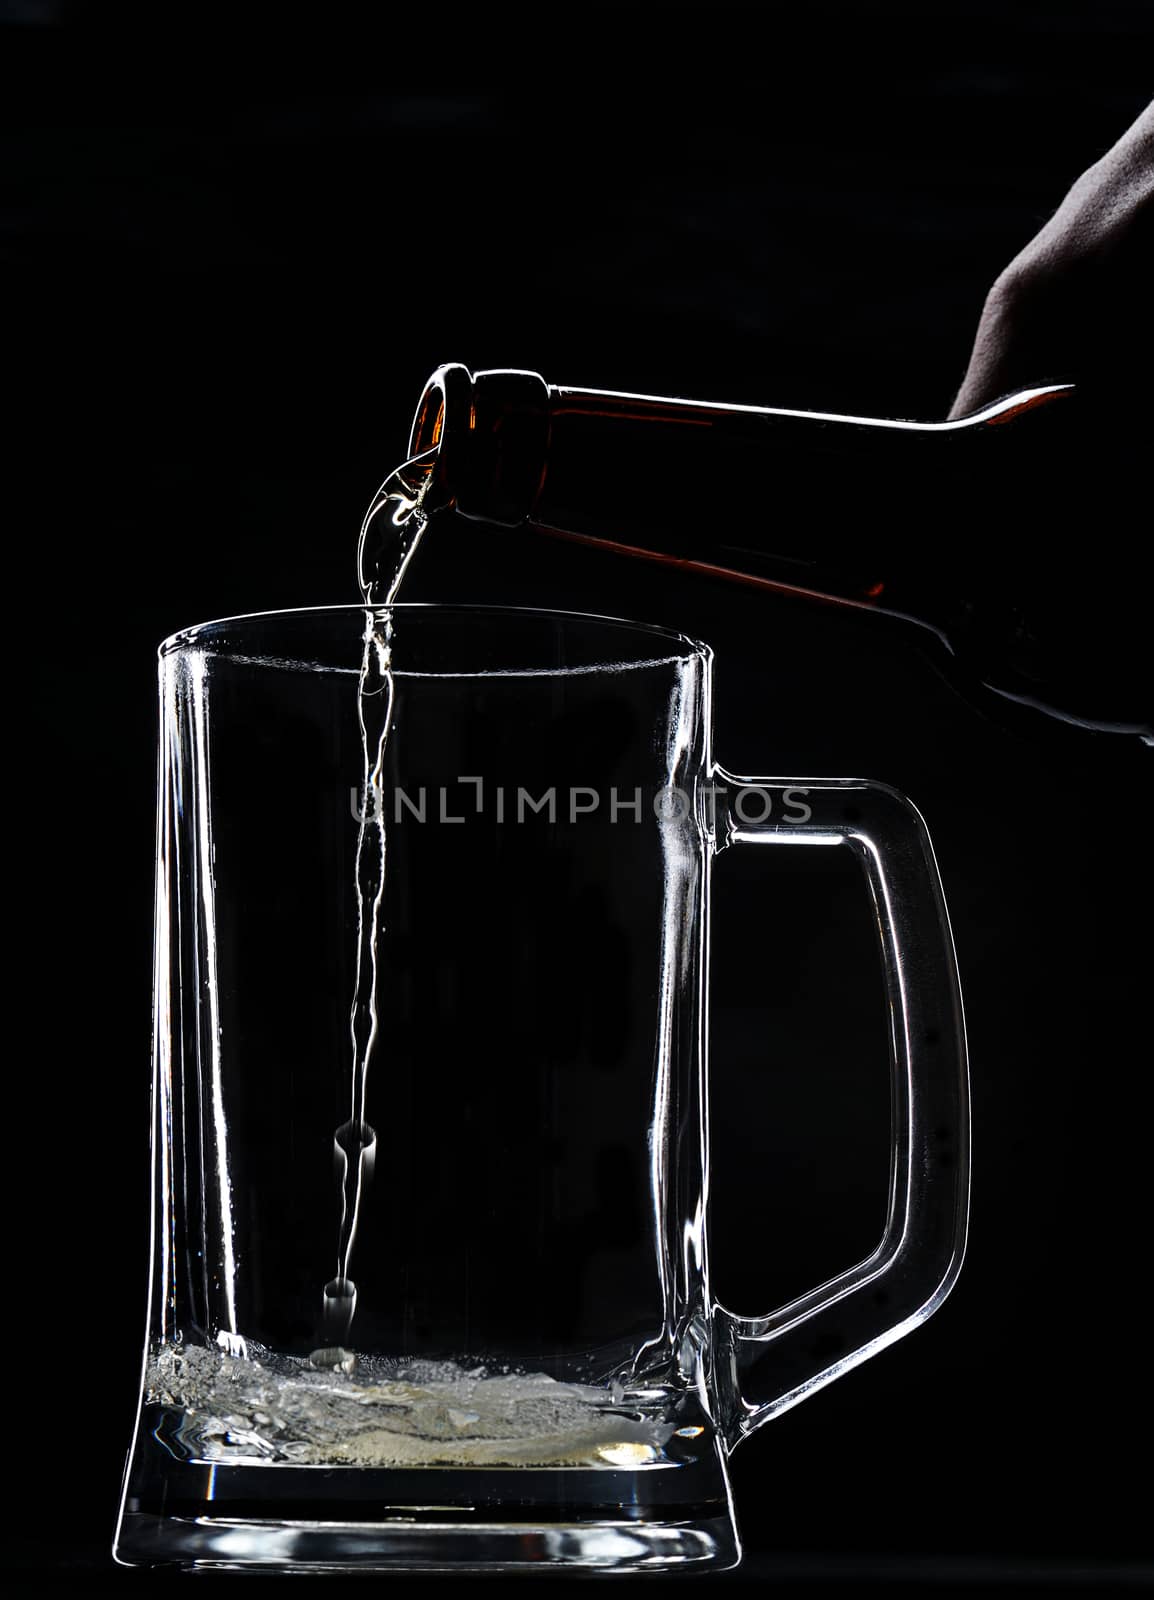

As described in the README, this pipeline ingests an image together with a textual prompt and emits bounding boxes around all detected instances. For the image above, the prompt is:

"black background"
[6,1,1152,1588]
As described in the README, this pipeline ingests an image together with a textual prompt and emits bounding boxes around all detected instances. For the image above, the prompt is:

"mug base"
[114,1508,741,1572]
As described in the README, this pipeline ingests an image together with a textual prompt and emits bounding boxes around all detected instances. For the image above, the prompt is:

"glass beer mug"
[115,603,968,1574]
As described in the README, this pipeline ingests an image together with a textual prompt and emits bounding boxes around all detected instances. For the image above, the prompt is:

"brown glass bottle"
[408,364,1150,743]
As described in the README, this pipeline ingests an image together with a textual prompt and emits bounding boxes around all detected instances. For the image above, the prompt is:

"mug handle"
[708,769,970,1450]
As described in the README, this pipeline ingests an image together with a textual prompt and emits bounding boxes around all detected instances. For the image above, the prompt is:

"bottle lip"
[407,361,472,511]
[409,362,472,458]
[409,364,551,526]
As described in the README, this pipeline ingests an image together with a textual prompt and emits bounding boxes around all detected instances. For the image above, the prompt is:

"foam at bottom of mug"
[146,1340,679,1468]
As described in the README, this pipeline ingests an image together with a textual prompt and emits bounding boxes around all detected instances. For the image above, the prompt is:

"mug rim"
[159,602,713,669]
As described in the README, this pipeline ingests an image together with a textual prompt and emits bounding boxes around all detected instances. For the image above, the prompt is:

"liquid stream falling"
[320,446,440,1351]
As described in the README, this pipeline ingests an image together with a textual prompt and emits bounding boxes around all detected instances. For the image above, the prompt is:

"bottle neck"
[408,363,1073,618]
[405,367,1149,742]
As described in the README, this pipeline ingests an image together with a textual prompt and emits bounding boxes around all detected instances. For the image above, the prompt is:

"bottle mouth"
[409,362,469,457]
[408,363,550,527]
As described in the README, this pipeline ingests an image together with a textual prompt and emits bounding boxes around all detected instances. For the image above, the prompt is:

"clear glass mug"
[115,605,968,1574]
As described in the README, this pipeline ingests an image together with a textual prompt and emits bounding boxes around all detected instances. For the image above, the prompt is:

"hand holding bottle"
[399,106,1154,743]
[951,101,1153,418]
